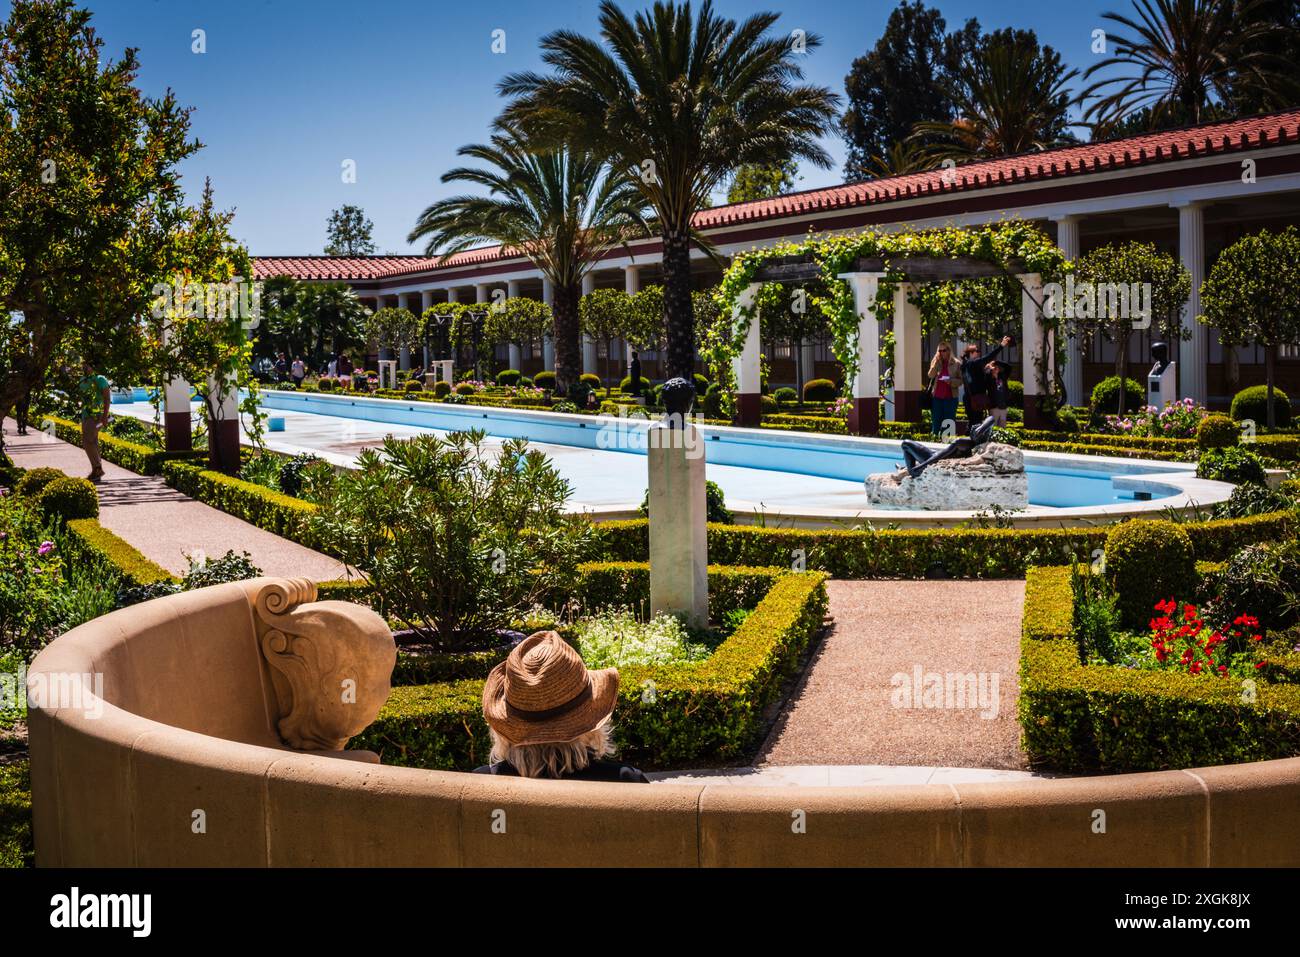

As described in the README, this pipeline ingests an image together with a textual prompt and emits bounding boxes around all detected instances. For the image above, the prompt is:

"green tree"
[913,27,1078,163]
[1199,227,1300,428]
[726,161,799,204]
[299,283,368,365]
[483,296,552,360]
[500,0,839,382]
[324,205,376,256]
[409,125,645,396]
[0,0,208,429]
[1081,0,1299,134]
[580,289,633,394]
[364,307,420,361]
[1069,241,1191,416]
[840,1,974,181]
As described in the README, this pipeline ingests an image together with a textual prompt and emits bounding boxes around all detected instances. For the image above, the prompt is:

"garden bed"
[1019,565,1300,773]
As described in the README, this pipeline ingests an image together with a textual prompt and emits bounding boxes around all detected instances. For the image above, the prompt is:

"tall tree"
[913,27,1078,163]
[324,204,376,256]
[1081,0,1299,134]
[408,125,645,396]
[726,160,799,204]
[0,0,207,431]
[1199,227,1300,428]
[500,0,839,383]
[840,1,972,181]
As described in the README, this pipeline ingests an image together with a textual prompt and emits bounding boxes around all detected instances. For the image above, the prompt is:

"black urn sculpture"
[660,377,695,425]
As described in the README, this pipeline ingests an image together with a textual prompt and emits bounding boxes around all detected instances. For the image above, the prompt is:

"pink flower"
[38,541,54,556]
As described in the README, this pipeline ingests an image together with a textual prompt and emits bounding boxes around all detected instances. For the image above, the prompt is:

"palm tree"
[498,0,839,382]
[913,29,1079,164]
[1081,0,1298,133]
[859,141,938,180]
[298,282,369,368]
[408,125,646,395]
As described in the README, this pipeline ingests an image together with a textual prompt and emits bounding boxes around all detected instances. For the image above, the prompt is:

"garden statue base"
[865,442,1028,511]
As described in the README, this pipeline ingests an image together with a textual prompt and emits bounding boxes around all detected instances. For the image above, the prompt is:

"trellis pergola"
[731,254,1054,434]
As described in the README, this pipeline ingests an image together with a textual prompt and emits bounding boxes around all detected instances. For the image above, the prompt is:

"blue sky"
[11,0,1130,254]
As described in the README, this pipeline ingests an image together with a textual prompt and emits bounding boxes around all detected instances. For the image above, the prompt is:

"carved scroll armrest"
[252,578,397,752]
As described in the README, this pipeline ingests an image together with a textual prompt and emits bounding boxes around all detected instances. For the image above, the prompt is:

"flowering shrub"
[0,493,67,655]
[1101,397,1206,438]
[826,397,852,419]
[1146,599,1263,677]
[573,608,709,669]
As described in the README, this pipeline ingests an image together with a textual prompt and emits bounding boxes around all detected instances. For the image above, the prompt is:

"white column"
[542,279,555,370]
[730,283,762,424]
[505,280,523,370]
[892,283,924,421]
[800,342,816,391]
[475,283,491,304]
[1020,272,1053,429]
[1175,201,1207,405]
[1054,215,1084,407]
[446,287,459,304]
[838,272,883,435]
[582,273,598,374]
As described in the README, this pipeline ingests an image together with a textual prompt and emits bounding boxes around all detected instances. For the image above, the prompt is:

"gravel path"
[759,579,1026,769]
[3,421,348,581]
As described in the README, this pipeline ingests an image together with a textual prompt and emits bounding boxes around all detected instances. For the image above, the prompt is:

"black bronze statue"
[899,416,997,479]
[660,377,695,427]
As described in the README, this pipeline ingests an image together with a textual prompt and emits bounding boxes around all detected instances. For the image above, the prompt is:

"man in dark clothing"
[628,351,643,400]
[959,336,1013,429]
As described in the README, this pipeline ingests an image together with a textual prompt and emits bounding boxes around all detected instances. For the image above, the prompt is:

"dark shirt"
[473,757,649,783]
[629,359,642,395]
[960,344,1004,395]
[987,376,1011,410]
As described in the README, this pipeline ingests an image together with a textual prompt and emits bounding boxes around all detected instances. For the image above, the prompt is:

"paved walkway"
[2,421,348,581]
[758,580,1027,770]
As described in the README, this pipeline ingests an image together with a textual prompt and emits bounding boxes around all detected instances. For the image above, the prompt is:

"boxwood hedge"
[1019,565,1300,772]
[41,415,203,475]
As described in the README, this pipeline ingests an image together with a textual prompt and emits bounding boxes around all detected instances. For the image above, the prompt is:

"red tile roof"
[256,109,1300,283]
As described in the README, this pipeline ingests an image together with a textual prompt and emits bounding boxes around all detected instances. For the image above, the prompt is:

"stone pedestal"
[865,442,1028,511]
[377,360,398,391]
[648,422,708,629]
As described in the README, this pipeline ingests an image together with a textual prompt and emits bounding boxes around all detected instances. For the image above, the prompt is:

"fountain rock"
[865,442,1028,511]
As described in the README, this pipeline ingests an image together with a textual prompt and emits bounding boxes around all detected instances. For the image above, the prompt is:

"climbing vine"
[711,221,1072,412]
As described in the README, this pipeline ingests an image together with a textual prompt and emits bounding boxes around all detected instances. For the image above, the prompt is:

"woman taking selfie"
[927,343,960,437]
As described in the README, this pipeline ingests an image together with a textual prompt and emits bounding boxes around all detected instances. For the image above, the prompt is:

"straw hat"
[482,631,619,746]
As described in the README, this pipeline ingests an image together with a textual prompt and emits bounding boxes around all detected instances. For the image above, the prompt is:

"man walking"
[78,361,111,481]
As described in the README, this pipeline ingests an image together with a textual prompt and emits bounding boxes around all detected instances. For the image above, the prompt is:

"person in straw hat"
[475,631,649,782]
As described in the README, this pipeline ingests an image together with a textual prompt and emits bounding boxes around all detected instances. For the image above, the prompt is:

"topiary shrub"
[802,378,837,402]
[773,387,798,403]
[36,476,99,522]
[317,378,335,391]
[1197,414,1239,450]
[533,371,556,390]
[404,379,424,393]
[453,382,476,396]
[580,373,601,389]
[1104,519,1197,630]
[15,467,65,499]
[519,376,533,388]
[1230,385,1292,427]
[496,369,521,387]
[1197,446,1267,485]
[1008,380,1024,409]
[619,375,652,393]
[760,394,778,413]
[1054,407,1081,433]
[1090,376,1145,416]
[702,383,724,419]
[434,380,452,398]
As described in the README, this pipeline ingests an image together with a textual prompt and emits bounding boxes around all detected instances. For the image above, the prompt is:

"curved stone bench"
[27,578,1300,866]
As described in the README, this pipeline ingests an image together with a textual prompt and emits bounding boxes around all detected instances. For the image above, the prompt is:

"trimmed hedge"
[595,511,1294,579]
[37,476,99,522]
[162,460,322,550]
[64,519,174,589]
[1019,565,1300,772]
[351,565,830,770]
[42,415,202,475]
[1231,385,1292,427]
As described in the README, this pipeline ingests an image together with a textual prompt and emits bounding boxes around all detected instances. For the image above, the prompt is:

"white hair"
[488,716,616,779]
